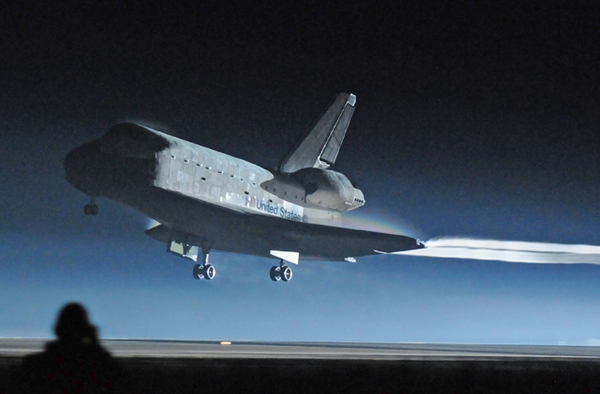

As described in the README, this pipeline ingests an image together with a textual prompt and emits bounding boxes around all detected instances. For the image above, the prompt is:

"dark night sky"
[1,1,600,343]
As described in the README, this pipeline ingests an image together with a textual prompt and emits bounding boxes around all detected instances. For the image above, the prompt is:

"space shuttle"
[64,93,423,282]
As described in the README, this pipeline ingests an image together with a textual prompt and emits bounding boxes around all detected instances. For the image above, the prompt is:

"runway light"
[221,341,232,345]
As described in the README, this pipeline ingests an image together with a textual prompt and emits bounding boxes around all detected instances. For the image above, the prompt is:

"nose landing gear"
[83,197,99,216]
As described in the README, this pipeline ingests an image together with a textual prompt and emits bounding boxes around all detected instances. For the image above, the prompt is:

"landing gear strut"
[270,260,293,282]
[83,197,99,216]
[192,248,216,280]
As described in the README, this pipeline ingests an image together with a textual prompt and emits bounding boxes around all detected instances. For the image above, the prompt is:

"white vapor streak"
[394,238,600,265]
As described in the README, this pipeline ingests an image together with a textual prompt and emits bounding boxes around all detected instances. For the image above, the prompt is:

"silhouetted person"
[9,302,130,393]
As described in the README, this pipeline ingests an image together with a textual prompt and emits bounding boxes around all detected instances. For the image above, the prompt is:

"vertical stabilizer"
[279,93,356,173]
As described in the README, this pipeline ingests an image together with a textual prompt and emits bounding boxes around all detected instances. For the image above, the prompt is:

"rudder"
[279,93,356,173]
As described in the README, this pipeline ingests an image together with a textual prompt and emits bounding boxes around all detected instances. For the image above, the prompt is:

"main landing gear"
[83,197,99,216]
[192,248,216,280]
[270,260,293,282]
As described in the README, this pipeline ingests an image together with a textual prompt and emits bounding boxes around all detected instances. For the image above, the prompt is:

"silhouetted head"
[54,303,98,345]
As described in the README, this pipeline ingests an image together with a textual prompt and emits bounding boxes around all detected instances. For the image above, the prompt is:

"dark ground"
[2,356,600,393]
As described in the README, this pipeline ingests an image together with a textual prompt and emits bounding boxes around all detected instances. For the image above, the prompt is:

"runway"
[3,339,600,393]
[2,338,600,360]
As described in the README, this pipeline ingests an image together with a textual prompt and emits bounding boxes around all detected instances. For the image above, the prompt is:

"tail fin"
[279,93,356,173]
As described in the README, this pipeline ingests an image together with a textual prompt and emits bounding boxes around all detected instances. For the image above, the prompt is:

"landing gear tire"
[270,266,281,282]
[192,264,203,280]
[281,265,293,282]
[203,264,216,280]
[270,265,293,282]
[83,204,99,216]
[193,264,216,280]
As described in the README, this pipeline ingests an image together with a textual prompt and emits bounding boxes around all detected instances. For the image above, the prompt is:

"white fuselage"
[151,130,345,226]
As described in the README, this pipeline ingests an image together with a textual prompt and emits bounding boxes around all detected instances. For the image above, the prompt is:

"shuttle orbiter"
[64,93,423,282]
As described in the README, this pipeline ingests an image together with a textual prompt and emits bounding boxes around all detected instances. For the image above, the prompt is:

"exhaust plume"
[395,238,600,265]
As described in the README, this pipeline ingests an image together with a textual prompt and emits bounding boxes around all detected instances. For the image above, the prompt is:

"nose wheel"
[83,197,99,215]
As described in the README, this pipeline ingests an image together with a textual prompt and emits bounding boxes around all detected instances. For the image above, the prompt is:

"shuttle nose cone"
[64,142,102,195]
[64,146,87,191]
